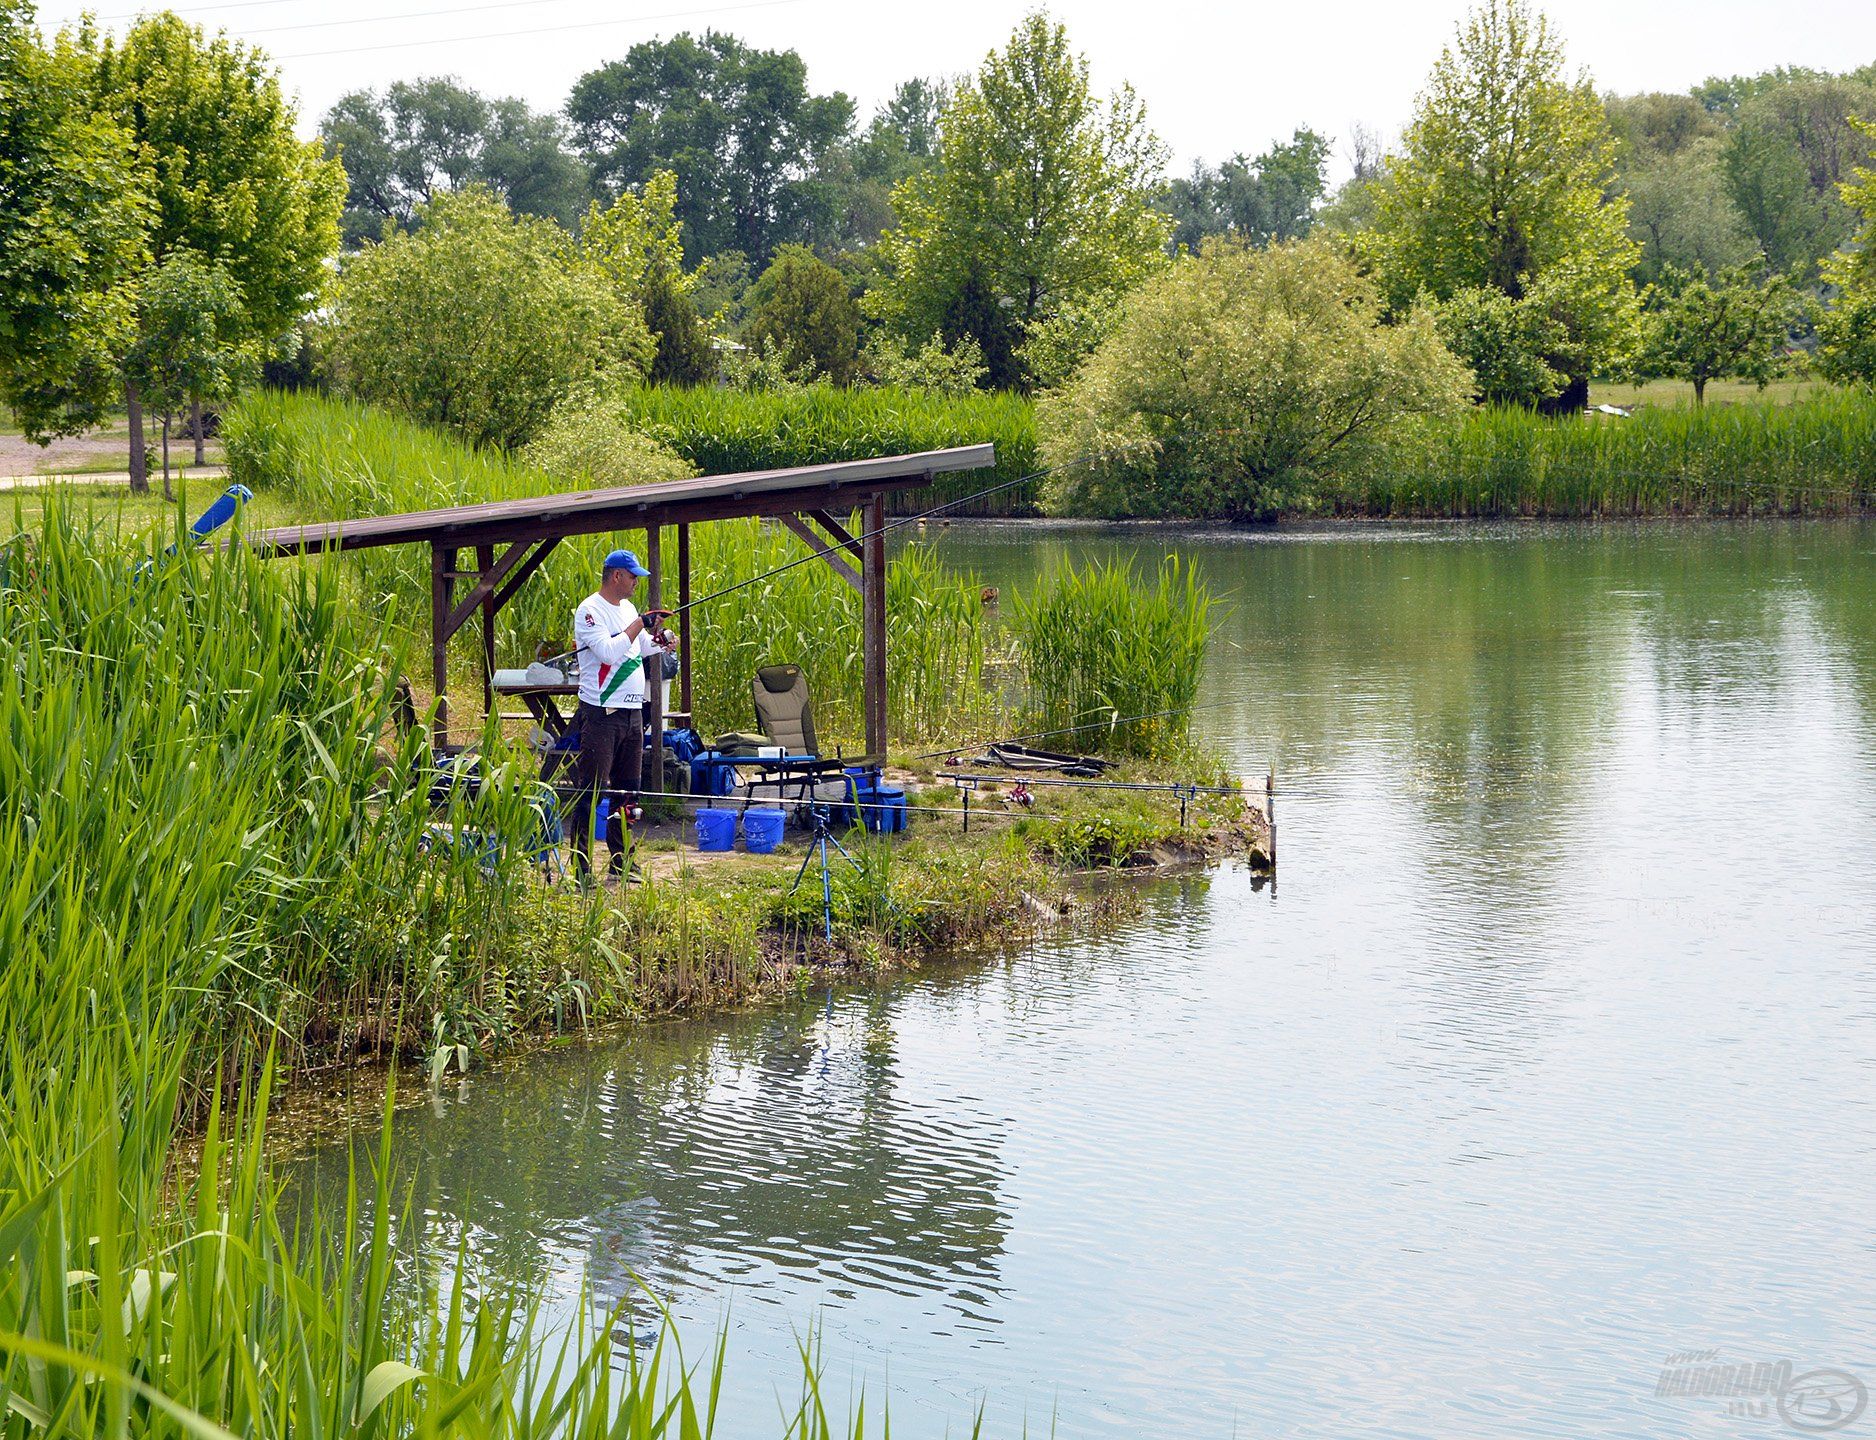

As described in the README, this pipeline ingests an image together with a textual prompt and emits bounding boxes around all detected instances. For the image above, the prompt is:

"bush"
[329,188,648,451]
[1037,240,1471,519]
[1011,556,1212,758]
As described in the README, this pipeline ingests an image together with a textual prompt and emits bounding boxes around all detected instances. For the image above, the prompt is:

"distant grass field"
[1591,377,1825,409]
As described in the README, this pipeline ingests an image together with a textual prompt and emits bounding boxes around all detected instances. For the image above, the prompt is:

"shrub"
[1037,240,1472,519]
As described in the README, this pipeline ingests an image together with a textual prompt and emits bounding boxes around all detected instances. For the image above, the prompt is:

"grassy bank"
[612,383,1041,516]
[1327,391,1876,517]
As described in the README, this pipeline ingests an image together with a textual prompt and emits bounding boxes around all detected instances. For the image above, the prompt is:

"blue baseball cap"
[602,548,651,578]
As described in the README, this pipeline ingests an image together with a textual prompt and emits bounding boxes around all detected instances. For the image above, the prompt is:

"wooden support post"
[643,523,664,793]
[862,492,888,759]
[430,544,455,747]
[477,543,496,717]
[677,522,693,715]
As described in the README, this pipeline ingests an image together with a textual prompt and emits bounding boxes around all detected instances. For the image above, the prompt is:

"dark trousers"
[567,701,642,870]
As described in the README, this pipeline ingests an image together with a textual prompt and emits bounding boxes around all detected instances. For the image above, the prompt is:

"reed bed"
[1330,392,1876,517]
[611,383,1041,515]
[224,390,1000,743]
[1010,556,1213,759]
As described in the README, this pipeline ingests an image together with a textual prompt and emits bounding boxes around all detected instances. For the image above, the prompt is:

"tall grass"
[0,499,970,1440]
[226,391,1001,742]
[612,383,1040,515]
[1331,392,1876,517]
[1010,556,1213,759]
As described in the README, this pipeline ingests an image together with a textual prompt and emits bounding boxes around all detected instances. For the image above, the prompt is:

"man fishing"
[567,548,672,885]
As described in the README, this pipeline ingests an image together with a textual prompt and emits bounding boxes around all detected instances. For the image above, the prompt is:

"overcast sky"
[32,0,1876,175]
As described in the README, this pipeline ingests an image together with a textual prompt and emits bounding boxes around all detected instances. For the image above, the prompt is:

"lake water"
[299,521,1876,1438]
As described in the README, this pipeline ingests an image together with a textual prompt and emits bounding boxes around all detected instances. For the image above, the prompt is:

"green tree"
[330,188,645,450]
[88,13,343,489]
[1634,264,1799,403]
[567,31,854,264]
[122,250,256,496]
[579,171,710,383]
[523,388,697,487]
[1720,75,1876,276]
[321,78,591,246]
[1156,129,1332,252]
[0,1,148,441]
[869,12,1170,390]
[819,78,949,249]
[1818,116,1876,383]
[1433,286,1564,407]
[1363,0,1638,410]
[743,245,863,385]
[1038,241,1472,519]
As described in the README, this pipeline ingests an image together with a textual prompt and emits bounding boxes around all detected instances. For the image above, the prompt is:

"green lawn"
[3,478,300,534]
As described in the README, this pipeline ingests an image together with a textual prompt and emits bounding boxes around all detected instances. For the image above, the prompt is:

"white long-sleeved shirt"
[573,592,656,708]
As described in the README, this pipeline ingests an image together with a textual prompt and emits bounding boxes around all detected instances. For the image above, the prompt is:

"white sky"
[33,0,1876,176]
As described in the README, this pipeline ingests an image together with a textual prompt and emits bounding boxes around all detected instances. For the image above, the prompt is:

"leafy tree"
[688,249,753,330]
[1818,116,1876,384]
[1433,286,1564,407]
[743,245,863,385]
[1619,137,1757,285]
[820,78,950,248]
[321,78,590,246]
[642,270,713,384]
[1634,264,1799,403]
[579,171,710,382]
[567,31,854,264]
[122,250,256,496]
[88,13,344,490]
[870,12,1170,390]
[1038,240,1472,519]
[1362,0,1638,410]
[1719,76,1876,277]
[330,189,646,450]
[0,1,148,441]
[1156,129,1332,252]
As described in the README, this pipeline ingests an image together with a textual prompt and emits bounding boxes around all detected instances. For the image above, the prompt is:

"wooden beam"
[490,536,560,613]
[778,513,861,593]
[676,522,693,715]
[430,544,454,747]
[442,538,534,638]
[643,524,664,794]
[805,508,864,562]
[862,493,888,758]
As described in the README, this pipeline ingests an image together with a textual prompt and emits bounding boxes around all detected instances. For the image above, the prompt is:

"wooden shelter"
[244,446,996,768]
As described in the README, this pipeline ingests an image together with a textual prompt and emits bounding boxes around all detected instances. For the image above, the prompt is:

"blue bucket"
[694,808,737,851]
[742,808,786,854]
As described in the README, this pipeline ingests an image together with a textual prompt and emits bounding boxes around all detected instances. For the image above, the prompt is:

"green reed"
[1330,391,1876,517]
[1010,556,1214,759]
[611,383,1041,515]
[0,500,914,1440]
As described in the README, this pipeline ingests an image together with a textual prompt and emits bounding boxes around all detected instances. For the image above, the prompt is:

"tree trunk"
[161,411,173,502]
[1693,377,1707,407]
[126,379,148,494]
[191,397,205,465]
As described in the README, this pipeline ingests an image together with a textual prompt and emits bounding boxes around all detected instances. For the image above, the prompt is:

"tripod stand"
[790,804,863,942]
